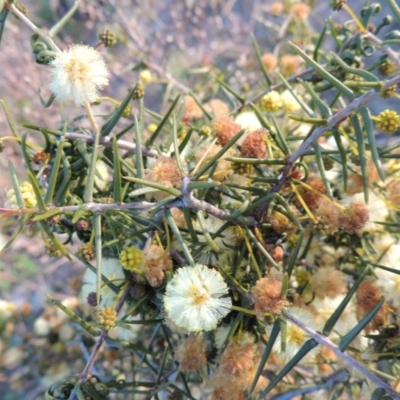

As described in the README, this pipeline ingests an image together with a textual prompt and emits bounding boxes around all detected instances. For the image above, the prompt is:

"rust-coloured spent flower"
[204,99,230,118]
[251,271,289,317]
[142,244,173,287]
[338,201,369,234]
[184,95,203,120]
[219,333,257,378]
[144,156,182,200]
[211,116,241,146]
[291,3,310,20]
[175,336,207,372]
[356,279,392,333]
[296,177,325,209]
[49,44,109,106]
[261,53,277,73]
[240,129,268,159]
[280,54,303,76]
[387,179,400,207]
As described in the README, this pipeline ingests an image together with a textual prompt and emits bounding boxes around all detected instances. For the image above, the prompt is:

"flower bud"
[99,29,117,47]
[120,247,144,271]
[375,110,400,133]
[96,306,117,330]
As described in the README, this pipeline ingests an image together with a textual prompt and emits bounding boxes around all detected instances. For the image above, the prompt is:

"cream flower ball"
[49,44,109,106]
[163,264,232,332]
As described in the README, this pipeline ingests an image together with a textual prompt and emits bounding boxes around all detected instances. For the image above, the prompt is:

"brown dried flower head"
[338,201,369,234]
[145,156,182,200]
[143,244,173,287]
[219,333,257,378]
[211,116,241,146]
[31,151,50,164]
[204,99,230,118]
[269,2,285,15]
[387,179,400,207]
[183,95,203,120]
[175,335,207,372]
[251,271,290,317]
[291,3,311,20]
[240,129,269,159]
[210,378,245,400]
[296,176,325,209]
[268,209,299,236]
[347,161,379,195]
[261,53,278,74]
[280,54,303,76]
[313,199,340,234]
[356,279,392,333]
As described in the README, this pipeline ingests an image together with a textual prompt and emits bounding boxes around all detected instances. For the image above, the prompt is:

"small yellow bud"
[121,103,132,118]
[120,247,144,270]
[45,242,62,258]
[375,110,400,133]
[96,306,117,330]
[296,270,310,287]
[78,244,95,262]
[198,125,212,137]
[131,83,145,100]
[147,123,158,133]
[99,29,117,47]
[140,69,152,84]
[378,60,395,76]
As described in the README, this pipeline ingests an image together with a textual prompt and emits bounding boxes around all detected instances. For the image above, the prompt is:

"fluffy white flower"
[234,111,262,133]
[280,89,301,112]
[81,258,125,307]
[266,306,320,361]
[49,44,109,106]
[312,295,357,338]
[163,264,232,332]
[374,236,400,307]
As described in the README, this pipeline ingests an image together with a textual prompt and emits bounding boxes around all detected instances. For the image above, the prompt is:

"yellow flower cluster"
[375,110,400,133]
[96,306,117,330]
[119,246,144,270]
[6,181,37,208]
[260,90,282,112]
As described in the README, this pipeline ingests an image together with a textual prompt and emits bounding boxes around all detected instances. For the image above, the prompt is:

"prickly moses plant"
[2,0,400,398]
